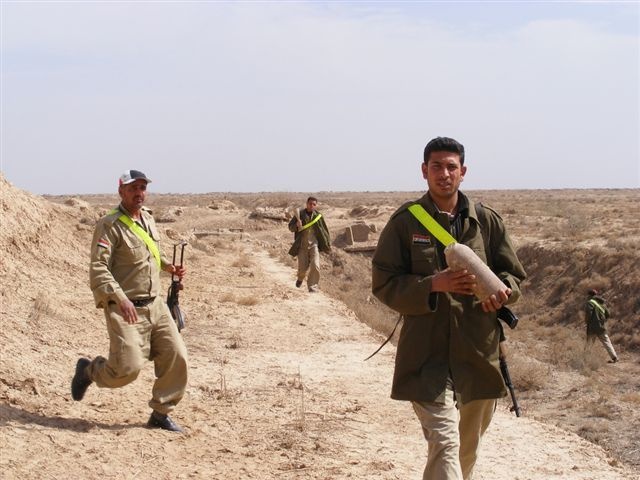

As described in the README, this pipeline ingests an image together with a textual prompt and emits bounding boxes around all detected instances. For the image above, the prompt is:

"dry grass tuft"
[621,391,640,404]
[29,292,52,324]
[584,395,618,420]
[232,250,253,268]
[224,333,242,349]
[236,296,259,306]
[220,292,236,303]
[510,356,550,392]
[219,292,258,307]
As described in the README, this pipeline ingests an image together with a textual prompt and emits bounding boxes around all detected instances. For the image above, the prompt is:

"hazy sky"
[1,1,639,195]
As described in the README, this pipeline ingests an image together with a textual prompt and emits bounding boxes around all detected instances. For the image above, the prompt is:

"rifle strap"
[364,313,403,361]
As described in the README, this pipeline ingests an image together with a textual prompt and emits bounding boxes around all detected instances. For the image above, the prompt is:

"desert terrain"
[1,175,639,479]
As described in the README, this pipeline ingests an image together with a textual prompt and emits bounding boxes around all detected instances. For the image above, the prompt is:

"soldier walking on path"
[71,170,189,432]
[288,196,331,293]
[372,137,526,480]
[585,288,618,363]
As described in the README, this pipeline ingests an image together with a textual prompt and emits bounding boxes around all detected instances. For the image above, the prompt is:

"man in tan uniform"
[71,170,188,432]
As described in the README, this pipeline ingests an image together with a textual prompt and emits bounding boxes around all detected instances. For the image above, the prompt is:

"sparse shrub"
[212,237,234,250]
[585,395,618,420]
[236,296,258,306]
[225,333,241,349]
[220,292,236,303]
[232,250,253,268]
[190,238,213,253]
[510,356,549,392]
[29,292,51,323]
[621,391,640,404]
[577,423,604,443]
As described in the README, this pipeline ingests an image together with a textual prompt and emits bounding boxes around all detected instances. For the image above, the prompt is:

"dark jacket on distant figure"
[585,296,609,336]
[288,209,331,257]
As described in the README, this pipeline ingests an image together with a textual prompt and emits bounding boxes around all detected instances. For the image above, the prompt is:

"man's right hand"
[119,299,138,324]
[431,268,477,296]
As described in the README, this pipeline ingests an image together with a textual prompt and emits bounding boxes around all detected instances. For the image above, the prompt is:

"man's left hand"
[165,264,187,280]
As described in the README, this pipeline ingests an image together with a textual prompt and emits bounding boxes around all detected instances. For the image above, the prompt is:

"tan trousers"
[297,243,320,290]
[87,297,188,415]
[587,333,618,361]
[412,389,496,480]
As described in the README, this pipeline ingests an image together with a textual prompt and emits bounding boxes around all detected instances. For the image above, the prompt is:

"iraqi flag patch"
[412,234,432,245]
[97,238,110,249]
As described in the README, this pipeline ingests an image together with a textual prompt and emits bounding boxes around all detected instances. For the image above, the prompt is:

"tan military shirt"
[90,204,169,308]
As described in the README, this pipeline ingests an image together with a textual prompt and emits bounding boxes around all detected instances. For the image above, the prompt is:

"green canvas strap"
[299,212,323,231]
[110,209,161,269]
[407,204,456,247]
[588,298,605,316]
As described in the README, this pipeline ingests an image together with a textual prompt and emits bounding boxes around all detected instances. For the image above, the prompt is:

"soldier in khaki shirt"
[71,170,188,432]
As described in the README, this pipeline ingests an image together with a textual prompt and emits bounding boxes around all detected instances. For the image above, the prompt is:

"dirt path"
[0,225,635,479]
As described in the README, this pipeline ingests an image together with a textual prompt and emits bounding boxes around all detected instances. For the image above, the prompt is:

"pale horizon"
[2,2,639,195]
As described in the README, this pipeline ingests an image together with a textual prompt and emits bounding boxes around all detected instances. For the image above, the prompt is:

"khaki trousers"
[412,389,496,480]
[587,333,618,361]
[297,243,320,289]
[87,297,188,415]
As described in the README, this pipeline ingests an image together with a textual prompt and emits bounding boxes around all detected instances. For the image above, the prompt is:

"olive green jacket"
[288,209,331,257]
[371,192,526,404]
[90,205,170,308]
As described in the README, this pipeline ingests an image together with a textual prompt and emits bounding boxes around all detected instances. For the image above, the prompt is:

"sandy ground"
[0,241,634,479]
[0,178,637,479]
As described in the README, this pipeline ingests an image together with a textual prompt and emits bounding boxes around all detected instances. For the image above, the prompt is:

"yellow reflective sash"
[407,204,456,247]
[588,298,605,316]
[299,212,323,231]
[110,209,161,269]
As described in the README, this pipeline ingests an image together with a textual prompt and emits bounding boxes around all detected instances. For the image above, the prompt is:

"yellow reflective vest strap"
[407,204,456,247]
[109,209,162,269]
[299,213,323,231]
[588,298,605,316]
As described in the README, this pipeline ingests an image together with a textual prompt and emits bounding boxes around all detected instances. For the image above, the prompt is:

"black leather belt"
[131,297,155,307]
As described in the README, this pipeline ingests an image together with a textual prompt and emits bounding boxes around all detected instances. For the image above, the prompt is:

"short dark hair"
[423,137,465,165]
[307,196,318,203]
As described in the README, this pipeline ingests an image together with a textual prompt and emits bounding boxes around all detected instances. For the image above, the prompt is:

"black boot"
[71,357,93,401]
[147,411,184,433]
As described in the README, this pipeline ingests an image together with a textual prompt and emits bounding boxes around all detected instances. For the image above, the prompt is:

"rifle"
[497,306,522,417]
[167,241,187,332]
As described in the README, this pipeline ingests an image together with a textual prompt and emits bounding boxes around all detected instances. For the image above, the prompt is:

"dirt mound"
[518,243,640,350]
[0,175,97,407]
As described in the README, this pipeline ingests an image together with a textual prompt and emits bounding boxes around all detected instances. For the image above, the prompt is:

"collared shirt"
[89,204,168,308]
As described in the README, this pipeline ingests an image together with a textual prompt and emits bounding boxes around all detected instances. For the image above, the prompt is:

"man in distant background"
[288,196,331,292]
[71,170,189,432]
[585,289,618,363]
